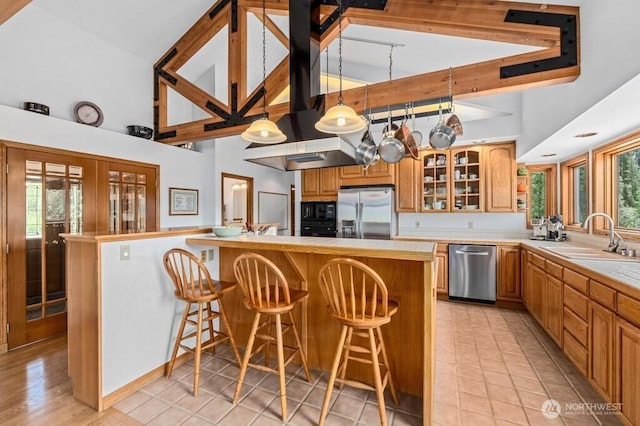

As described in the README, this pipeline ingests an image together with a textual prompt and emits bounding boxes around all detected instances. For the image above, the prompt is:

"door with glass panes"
[6,148,97,348]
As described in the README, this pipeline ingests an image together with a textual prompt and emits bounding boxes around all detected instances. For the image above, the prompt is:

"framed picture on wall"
[169,187,199,215]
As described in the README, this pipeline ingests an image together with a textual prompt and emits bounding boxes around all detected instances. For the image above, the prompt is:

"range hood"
[244,0,358,171]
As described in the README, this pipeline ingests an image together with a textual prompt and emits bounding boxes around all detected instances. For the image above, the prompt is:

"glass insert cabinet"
[421,148,483,212]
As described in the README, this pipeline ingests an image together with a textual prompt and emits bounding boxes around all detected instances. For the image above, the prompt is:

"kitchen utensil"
[355,129,378,165]
[378,121,405,163]
[446,114,463,136]
[429,68,456,150]
[212,226,243,237]
[409,103,424,147]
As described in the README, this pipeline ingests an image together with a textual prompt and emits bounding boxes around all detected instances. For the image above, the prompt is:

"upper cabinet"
[301,167,339,201]
[396,157,421,213]
[484,144,517,212]
[339,161,395,187]
[451,147,483,212]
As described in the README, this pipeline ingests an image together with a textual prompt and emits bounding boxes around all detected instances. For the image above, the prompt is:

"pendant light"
[241,0,286,144]
[315,0,366,135]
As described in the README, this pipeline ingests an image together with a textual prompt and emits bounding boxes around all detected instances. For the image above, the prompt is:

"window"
[593,131,640,240]
[616,147,640,229]
[526,164,557,226]
[561,155,588,229]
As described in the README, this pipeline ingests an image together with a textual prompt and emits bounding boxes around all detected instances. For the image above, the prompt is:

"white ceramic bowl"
[213,226,243,237]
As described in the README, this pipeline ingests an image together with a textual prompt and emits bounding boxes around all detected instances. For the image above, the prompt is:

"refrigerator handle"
[357,203,363,238]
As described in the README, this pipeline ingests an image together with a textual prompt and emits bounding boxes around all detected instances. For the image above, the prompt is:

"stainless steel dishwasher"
[448,244,497,303]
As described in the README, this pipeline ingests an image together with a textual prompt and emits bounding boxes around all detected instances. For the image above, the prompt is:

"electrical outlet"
[120,245,130,261]
[468,221,474,229]
[207,249,214,261]
[200,250,207,262]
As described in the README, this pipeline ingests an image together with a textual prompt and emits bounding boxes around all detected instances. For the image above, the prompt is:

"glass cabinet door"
[451,148,483,211]
[422,151,450,212]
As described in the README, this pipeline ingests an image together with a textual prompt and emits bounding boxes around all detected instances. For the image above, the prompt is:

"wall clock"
[74,101,104,127]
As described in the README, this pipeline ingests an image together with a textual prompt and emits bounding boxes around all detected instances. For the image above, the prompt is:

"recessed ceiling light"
[541,153,557,157]
[574,132,598,138]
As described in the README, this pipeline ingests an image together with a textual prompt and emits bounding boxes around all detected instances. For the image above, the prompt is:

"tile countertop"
[395,235,640,295]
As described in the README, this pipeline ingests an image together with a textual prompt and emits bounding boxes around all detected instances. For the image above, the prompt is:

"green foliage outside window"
[617,148,640,229]
[575,165,588,224]
[531,171,546,219]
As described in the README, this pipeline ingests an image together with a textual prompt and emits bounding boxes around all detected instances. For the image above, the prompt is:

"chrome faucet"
[582,212,624,253]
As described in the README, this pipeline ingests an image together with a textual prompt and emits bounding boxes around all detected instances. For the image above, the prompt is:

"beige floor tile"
[180,415,215,425]
[517,389,550,410]
[512,376,547,395]
[434,402,460,425]
[391,411,422,426]
[434,386,459,407]
[217,405,261,426]
[506,363,538,380]
[459,391,492,415]
[329,393,366,420]
[456,353,481,368]
[483,370,514,388]
[263,396,300,421]
[302,386,336,408]
[147,406,191,426]
[358,401,393,425]
[195,396,234,423]
[525,407,565,425]
[156,381,193,404]
[459,409,496,426]
[502,352,531,367]
[486,383,521,405]
[198,374,234,396]
[456,363,485,381]
[112,391,151,414]
[490,400,529,425]
[384,392,423,417]
[457,377,488,397]
[127,397,171,424]
[174,390,215,413]
[480,358,509,373]
[240,388,278,412]
[290,404,322,426]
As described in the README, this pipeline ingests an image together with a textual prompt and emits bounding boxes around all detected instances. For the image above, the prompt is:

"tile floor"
[113,301,622,425]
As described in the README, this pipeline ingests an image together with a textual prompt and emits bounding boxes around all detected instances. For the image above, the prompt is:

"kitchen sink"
[542,245,639,262]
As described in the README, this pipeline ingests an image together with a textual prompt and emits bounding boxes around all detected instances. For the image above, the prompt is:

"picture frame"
[169,187,199,215]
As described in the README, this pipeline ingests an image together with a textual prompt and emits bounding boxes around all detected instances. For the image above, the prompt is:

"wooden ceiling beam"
[154,0,580,144]
[154,1,230,72]
[0,0,31,25]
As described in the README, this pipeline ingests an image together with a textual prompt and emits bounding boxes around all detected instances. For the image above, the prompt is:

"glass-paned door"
[108,170,149,233]
[7,148,88,348]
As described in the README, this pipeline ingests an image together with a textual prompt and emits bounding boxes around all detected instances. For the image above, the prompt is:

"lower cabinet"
[527,262,546,326]
[435,244,448,295]
[589,301,615,401]
[545,274,563,346]
[616,318,640,426]
[497,246,521,301]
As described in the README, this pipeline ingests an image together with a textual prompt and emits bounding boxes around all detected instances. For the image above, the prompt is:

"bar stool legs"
[233,310,311,421]
[319,324,399,426]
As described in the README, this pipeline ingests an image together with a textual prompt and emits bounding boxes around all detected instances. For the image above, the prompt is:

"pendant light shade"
[315,103,366,134]
[241,0,286,145]
[241,118,287,144]
[316,0,366,135]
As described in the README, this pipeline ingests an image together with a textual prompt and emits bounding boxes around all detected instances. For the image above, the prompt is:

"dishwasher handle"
[454,250,489,256]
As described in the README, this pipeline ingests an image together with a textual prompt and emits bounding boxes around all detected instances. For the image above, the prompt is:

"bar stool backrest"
[163,248,220,301]
[233,252,292,309]
[317,258,390,323]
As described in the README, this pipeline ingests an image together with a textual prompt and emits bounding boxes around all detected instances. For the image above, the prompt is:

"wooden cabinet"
[339,161,395,187]
[589,301,615,401]
[421,150,450,211]
[484,143,516,212]
[435,243,448,295]
[615,318,640,426]
[451,147,483,211]
[528,262,546,325]
[497,246,521,301]
[545,274,563,346]
[301,168,339,201]
[516,164,529,213]
[395,157,421,212]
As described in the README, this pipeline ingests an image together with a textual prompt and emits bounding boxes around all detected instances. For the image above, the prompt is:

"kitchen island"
[186,234,437,424]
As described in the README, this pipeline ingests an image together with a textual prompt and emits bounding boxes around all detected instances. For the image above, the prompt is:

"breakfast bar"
[186,234,437,424]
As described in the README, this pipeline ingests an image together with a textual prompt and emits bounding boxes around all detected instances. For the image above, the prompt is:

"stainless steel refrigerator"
[337,186,396,240]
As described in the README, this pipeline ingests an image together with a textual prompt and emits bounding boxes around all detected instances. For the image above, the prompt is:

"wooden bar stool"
[232,252,312,421]
[163,248,241,396]
[317,258,399,426]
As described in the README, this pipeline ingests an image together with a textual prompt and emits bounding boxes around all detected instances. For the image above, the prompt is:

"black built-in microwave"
[300,202,337,237]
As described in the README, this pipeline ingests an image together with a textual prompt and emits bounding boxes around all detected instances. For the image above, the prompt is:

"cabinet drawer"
[564,307,588,345]
[563,268,589,295]
[530,252,546,269]
[590,281,617,311]
[545,259,563,279]
[618,294,640,328]
[564,284,588,320]
[563,330,588,376]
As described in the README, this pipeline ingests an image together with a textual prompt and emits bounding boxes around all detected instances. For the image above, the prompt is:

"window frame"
[560,154,589,232]
[526,164,557,228]
[592,131,640,241]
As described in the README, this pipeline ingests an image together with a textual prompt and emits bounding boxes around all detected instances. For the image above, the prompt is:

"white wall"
[518,0,640,157]
[0,5,153,133]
